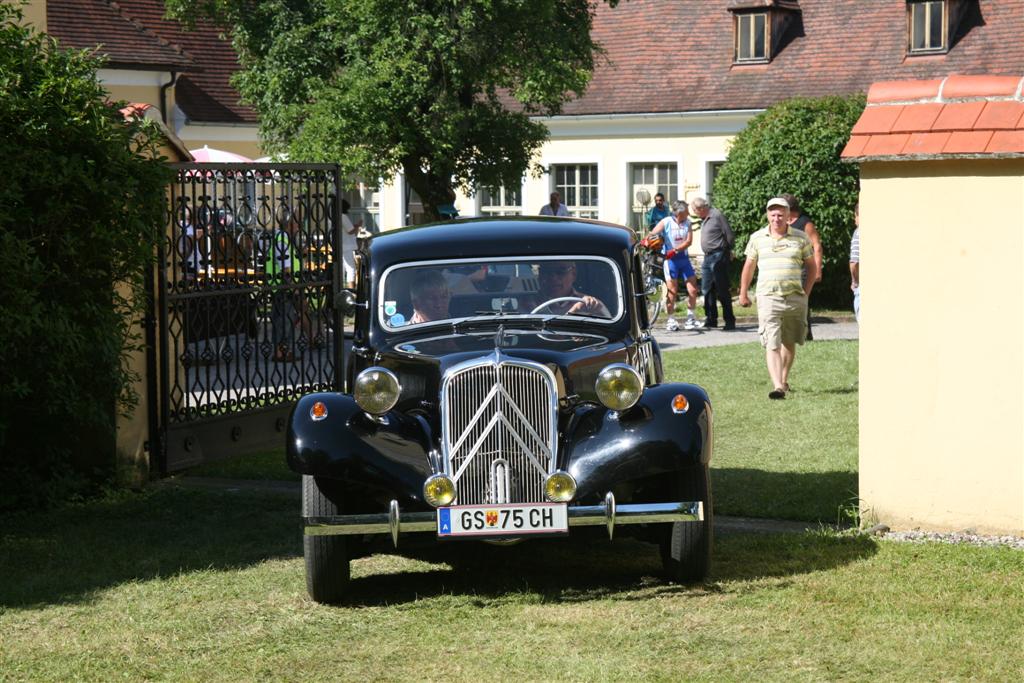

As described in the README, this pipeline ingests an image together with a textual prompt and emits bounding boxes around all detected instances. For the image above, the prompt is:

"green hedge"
[713,94,865,309]
[0,4,171,510]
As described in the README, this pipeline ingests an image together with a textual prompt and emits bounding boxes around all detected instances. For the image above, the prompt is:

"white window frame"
[551,163,600,219]
[477,184,523,216]
[908,0,947,54]
[735,11,768,63]
[627,162,679,230]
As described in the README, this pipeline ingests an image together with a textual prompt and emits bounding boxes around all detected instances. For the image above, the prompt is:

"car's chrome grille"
[441,355,557,505]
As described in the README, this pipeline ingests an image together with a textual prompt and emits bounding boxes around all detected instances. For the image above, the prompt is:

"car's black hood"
[364,328,634,406]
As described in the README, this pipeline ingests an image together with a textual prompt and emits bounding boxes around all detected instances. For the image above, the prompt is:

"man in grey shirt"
[691,197,736,329]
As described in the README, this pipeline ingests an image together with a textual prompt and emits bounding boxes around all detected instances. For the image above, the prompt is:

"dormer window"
[728,1,802,66]
[909,1,947,53]
[735,12,768,62]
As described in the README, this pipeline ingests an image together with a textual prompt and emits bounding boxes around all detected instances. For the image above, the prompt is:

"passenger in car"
[409,270,452,323]
[529,261,610,317]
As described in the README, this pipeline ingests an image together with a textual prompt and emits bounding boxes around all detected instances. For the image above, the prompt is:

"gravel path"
[878,528,1024,550]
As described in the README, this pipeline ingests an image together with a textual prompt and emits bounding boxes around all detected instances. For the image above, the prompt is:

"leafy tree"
[0,2,171,509]
[167,0,610,220]
[712,94,865,307]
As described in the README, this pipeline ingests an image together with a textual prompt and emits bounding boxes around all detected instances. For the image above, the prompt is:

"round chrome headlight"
[544,471,577,503]
[423,474,456,507]
[594,363,643,411]
[353,367,401,415]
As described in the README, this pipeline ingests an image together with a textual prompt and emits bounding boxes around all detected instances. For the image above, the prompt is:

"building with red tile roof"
[27,0,1024,228]
[34,0,258,159]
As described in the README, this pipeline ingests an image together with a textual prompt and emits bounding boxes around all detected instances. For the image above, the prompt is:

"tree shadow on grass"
[336,529,877,608]
[0,484,300,608]
[0,482,876,610]
[712,468,859,524]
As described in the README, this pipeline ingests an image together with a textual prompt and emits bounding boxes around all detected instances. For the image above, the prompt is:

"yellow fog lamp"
[594,363,643,412]
[423,474,457,507]
[544,470,577,503]
[353,367,401,415]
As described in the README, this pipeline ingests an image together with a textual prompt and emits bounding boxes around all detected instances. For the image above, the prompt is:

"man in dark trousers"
[690,197,736,330]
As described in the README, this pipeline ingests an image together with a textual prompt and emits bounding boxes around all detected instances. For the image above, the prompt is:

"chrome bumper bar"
[304,492,703,547]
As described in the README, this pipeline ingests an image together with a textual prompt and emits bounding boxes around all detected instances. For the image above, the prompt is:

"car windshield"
[378,257,623,330]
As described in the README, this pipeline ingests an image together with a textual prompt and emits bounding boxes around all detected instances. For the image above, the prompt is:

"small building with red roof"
[843,74,1023,535]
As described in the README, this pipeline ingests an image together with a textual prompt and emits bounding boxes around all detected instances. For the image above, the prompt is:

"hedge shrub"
[712,94,865,308]
[0,3,171,510]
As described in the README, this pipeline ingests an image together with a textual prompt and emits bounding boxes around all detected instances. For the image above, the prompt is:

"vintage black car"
[287,217,713,603]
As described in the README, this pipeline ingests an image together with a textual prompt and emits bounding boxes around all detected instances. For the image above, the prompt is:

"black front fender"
[563,383,712,502]
[287,393,434,505]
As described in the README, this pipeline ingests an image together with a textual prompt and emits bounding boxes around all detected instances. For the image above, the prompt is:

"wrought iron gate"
[150,163,344,472]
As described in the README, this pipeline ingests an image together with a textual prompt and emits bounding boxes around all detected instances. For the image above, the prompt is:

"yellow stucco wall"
[22,0,46,31]
[859,158,1024,534]
[114,137,189,484]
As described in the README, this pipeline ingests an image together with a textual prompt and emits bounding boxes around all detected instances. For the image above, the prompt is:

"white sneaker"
[666,317,680,332]
[685,316,704,330]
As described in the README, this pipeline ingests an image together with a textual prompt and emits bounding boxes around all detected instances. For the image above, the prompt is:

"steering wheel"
[531,296,586,315]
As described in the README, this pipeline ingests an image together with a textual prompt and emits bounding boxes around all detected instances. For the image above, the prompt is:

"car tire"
[302,475,350,603]
[661,464,713,583]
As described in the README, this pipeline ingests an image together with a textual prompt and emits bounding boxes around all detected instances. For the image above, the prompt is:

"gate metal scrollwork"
[152,163,344,472]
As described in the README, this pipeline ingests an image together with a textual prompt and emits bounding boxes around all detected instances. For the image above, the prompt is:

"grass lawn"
[662,340,859,523]
[1,486,1022,681]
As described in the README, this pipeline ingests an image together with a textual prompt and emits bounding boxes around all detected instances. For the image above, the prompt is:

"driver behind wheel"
[531,261,610,317]
[409,270,451,323]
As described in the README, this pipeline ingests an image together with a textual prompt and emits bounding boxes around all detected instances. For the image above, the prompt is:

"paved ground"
[651,316,859,351]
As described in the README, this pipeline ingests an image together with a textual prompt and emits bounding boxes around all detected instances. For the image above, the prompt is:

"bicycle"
[637,231,667,327]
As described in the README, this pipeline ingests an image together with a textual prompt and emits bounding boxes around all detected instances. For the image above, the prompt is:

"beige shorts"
[757,293,808,349]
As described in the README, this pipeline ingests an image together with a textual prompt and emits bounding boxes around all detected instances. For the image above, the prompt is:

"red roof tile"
[903,131,952,155]
[986,130,1024,154]
[944,130,994,154]
[942,74,1021,99]
[844,72,1024,160]
[851,106,905,135]
[46,0,254,124]
[975,101,1024,129]
[868,80,944,104]
[863,133,911,157]
[891,103,944,133]
[841,135,869,158]
[932,101,987,131]
[47,0,194,71]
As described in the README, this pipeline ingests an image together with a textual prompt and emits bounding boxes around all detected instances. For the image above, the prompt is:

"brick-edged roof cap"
[842,75,1024,161]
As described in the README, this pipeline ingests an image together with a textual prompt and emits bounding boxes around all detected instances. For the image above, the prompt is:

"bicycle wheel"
[646,278,665,327]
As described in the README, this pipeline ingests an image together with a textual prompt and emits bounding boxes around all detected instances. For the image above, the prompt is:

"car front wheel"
[661,464,713,583]
[302,475,350,603]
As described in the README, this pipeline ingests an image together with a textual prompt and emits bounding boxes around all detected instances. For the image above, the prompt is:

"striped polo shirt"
[744,226,813,297]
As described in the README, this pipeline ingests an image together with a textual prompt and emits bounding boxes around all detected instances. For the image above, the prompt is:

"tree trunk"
[402,158,455,224]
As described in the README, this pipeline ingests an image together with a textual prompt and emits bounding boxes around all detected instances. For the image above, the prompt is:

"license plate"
[437,503,568,537]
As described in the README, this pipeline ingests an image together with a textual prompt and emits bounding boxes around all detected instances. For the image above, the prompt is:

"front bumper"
[305,492,703,547]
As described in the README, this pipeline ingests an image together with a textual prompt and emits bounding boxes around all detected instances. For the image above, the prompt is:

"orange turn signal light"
[310,401,328,421]
[671,394,689,414]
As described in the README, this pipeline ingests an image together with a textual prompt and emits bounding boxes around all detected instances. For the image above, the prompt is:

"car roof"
[367,217,635,268]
